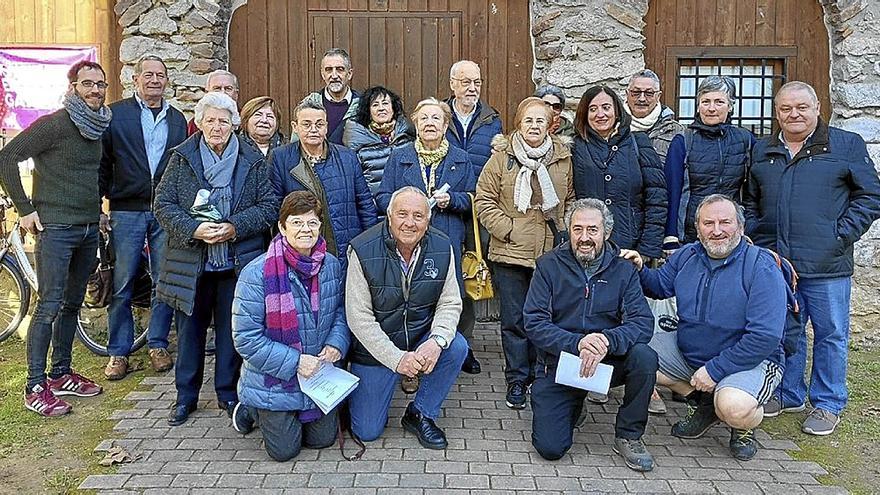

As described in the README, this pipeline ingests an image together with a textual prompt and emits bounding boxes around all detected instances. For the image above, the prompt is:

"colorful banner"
[0,46,98,132]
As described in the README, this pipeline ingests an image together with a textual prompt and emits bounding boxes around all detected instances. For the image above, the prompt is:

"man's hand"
[396,352,426,378]
[193,222,222,243]
[618,249,644,271]
[317,345,342,363]
[579,348,604,378]
[578,333,609,356]
[99,213,112,233]
[691,366,716,393]
[414,338,442,375]
[297,354,321,378]
[213,222,236,243]
[20,211,43,236]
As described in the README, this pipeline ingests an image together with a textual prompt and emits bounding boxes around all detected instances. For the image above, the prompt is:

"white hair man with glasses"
[624,69,683,162]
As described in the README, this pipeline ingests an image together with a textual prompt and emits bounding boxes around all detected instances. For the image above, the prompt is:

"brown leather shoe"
[149,348,174,372]
[104,356,129,380]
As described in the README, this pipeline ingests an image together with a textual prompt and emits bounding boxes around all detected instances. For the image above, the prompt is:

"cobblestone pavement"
[80,323,847,494]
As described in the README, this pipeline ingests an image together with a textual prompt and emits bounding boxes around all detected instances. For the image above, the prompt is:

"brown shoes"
[104,356,129,380]
[149,348,174,373]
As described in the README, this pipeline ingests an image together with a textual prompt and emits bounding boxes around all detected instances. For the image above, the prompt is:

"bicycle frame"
[0,195,38,291]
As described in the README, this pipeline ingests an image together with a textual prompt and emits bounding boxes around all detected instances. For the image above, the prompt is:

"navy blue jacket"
[100,97,188,211]
[640,239,787,381]
[269,142,379,264]
[743,120,880,278]
[376,143,475,293]
[571,122,667,258]
[523,242,654,369]
[445,98,503,176]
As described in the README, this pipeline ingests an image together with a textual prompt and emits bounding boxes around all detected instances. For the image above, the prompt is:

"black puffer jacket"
[342,118,415,197]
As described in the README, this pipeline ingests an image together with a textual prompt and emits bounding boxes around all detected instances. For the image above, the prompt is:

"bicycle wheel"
[0,255,30,343]
[76,304,150,357]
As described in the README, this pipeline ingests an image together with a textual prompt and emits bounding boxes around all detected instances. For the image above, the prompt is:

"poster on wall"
[0,46,98,133]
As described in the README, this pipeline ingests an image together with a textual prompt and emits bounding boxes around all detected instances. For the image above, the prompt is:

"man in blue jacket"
[523,198,657,472]
[744,81,880,436]
[626,194,788,461]
[100,55,187,379]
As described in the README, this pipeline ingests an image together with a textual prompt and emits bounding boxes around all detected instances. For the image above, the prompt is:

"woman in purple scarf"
[230,191,351,461]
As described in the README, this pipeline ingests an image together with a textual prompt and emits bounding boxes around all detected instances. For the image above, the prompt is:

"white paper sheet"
[554,351,613,394]
[299,363,360,414]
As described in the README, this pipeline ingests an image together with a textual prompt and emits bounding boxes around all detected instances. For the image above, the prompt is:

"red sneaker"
[25,383,72,417]
[48,372,103,397]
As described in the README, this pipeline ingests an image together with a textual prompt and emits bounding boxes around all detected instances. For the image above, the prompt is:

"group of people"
[0,46,878,472]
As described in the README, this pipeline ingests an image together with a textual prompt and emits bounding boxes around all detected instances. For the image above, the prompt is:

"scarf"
[369,120,396,143]
[263,233,326,421]
[624,103,662,132]
[63,92,111,140]
[199,136,239,267]
[511,132,559,214]
[414,138,449,194]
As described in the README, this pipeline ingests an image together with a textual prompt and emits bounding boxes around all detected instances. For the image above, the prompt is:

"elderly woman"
[240,96,286,156]
[475,96,574,410]
[535,85,575,138]
[155,91,278,427]
[376,97,476,367]
[230,190,350,461]
[571,86,666,261]
[343,86,416,196]
[664,75,755,248]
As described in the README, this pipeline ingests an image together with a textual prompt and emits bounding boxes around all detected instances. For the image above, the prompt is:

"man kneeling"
[622,194,787,461]
[346,186,467,449]
[524,199,657,471]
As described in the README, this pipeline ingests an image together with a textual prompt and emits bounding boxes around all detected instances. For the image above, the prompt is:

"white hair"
[449,60,480,79]
[387,186,431,221]
[205,69,239,89]
[194,91,241,127]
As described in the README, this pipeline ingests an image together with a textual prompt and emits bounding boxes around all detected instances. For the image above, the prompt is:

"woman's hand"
[297,354,321,378]
[432,191,451,209]
[193,222,222,243]
[317,345,342,363]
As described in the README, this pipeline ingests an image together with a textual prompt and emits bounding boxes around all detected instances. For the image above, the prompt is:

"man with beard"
[0,60,112,416]
[621,194,788,461]
[301,48,359,145]
[523,198,657,471]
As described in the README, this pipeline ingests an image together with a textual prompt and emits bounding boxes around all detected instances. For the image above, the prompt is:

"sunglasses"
[543,101,563,111]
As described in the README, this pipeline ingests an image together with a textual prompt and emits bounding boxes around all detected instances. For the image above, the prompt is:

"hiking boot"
[729,428,758,461]
[149,348,174,373]
[400,375,420,394]
[506,381,527,409]
[671,391,719,439]
[612,437,654,472]
[461,349,481,374]
[762,395,806,418]
[231,402,255,434]
[401,402,447,449]
[47,371,103,397]
[802,408,840,436]
[648,388,667,415]
[104,356,129,381]
[587,391,609,404]
[24,383,71,417]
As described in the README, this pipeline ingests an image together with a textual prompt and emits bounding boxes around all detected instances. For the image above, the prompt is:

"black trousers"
[248,406,338,462]
[530,343,658,460]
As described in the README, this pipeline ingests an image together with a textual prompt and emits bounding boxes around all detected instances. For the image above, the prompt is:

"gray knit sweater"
[0,109,102,224]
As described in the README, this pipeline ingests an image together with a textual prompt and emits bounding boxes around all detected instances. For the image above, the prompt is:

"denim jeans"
[26,223,99,389]
[348,332,467,441]
[779,276,851,415]
[107,210,175,356]
[494,262,537,384]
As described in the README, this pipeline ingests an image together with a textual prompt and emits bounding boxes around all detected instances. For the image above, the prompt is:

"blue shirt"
[135,94,170,178]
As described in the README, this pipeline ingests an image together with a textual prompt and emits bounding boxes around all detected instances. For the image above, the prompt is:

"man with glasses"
[100,55,188,380]
[624,69,683,162]
[0,60,112,416]
[535,85,575,138]
[187,69,241,135]
[269,99,377,270]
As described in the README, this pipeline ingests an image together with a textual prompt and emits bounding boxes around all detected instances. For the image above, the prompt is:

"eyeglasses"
[298,121,327,131]
[543,101,563,111]
[627,89,658,99]
[286,219,321,231]
[452,78,482,88]
[75,80,109,90]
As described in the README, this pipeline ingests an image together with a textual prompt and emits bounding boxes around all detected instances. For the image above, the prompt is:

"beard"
[700,230,742,259]
[573,241,601,267]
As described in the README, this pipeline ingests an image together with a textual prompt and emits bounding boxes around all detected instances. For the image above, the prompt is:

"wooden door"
[229,0,533,131]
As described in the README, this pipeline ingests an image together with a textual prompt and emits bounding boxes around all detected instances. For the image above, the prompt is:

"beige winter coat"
[474,133,574,269]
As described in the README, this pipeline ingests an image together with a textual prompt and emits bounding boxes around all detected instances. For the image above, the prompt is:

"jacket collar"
[444,97,499,137]
[173,133,262,207]
[765,118,830,160]
[688,114,729,137]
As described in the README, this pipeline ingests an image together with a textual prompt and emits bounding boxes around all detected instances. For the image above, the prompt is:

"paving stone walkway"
[80,322,848,494]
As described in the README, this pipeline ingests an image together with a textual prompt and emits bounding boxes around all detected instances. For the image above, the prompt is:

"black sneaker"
[671,391,719,439]
[506,381,527,409]
[729,428,757,461]
[612,437,654,472]
[231,402,255,434]
[401,402,447,449]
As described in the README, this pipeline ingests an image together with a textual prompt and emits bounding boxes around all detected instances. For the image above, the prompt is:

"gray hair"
[449,60,480,79]
[322,48,352,70]
[695,194,745,227]
[293,96,326,121]
[194,91,241,127]
[697,75,737,106]
[775,81,819,105]
[387,186,431,220]
[628,69,661,89]
[534,85,566,106]
[205,69,239,89]
[135,54,166,75]
[565,198,614,233]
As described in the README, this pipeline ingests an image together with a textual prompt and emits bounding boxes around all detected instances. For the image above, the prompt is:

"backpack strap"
[683,128,694,169]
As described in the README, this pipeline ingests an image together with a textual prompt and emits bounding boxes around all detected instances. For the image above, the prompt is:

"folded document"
[555,351,613,394]
[299,363,360,414]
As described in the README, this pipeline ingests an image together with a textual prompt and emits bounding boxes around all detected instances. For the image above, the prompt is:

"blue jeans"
[494,262,537,384]
[348,332,467,441]
[26,223,99,389]
[779,276,851,415]
[107,210,175,356]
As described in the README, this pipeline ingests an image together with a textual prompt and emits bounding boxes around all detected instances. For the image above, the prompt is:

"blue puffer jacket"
[342,118,416,197]
[445,98,503,176]
[232,251,351,412]
[571,121,667,258]
[639,239,787,382]
[376,143,475,293]
[744,119,880,278]
[269,142,379,264]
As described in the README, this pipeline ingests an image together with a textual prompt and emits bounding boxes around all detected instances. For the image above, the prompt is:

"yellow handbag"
[461,193,495,301]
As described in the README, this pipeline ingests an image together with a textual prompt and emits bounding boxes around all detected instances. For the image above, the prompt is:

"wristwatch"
[430,334,450,350]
